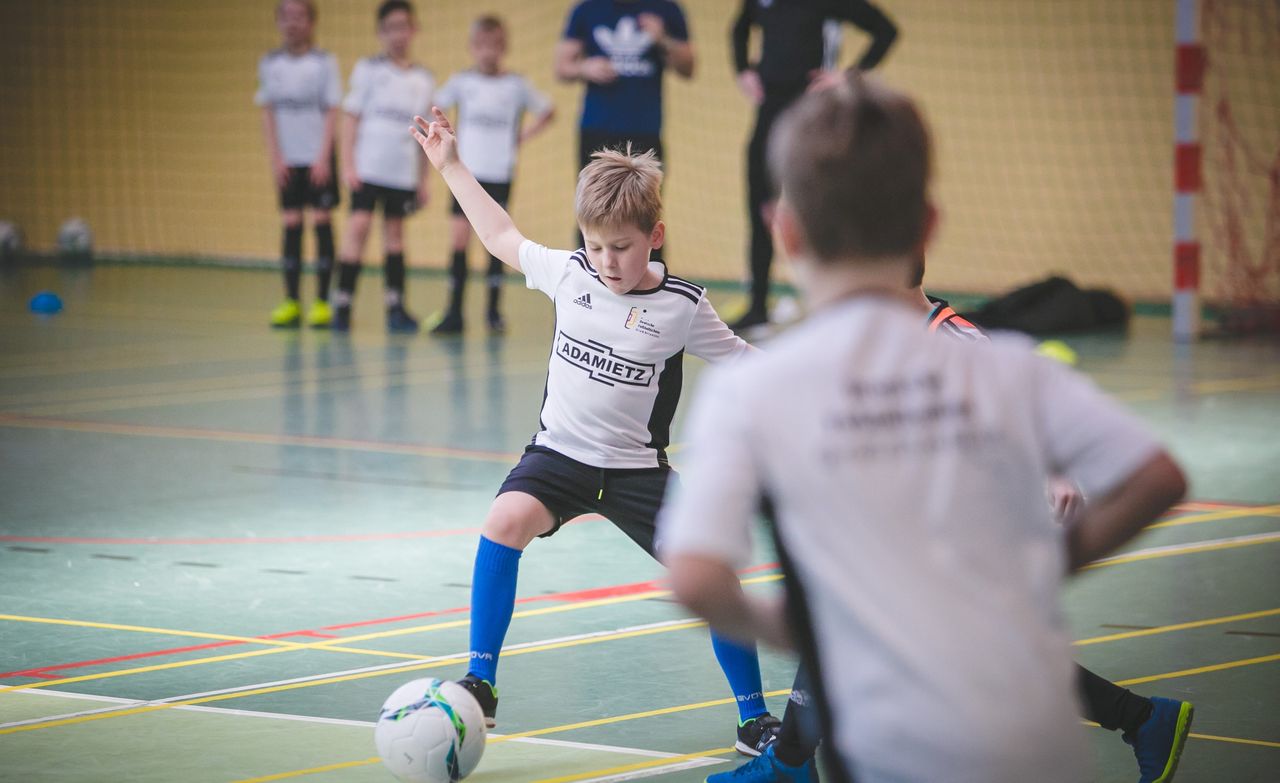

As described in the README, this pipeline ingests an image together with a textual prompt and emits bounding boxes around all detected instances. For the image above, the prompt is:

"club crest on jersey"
[624,307,661,338]
[573,292,593,309]
[555,331,654,387]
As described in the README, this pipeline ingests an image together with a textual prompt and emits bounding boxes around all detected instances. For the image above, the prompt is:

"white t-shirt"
[519,240,749,469]
[255,49,342,166]
[343,56,435,190]
[435,71,552,185]
[659,296,1164,783]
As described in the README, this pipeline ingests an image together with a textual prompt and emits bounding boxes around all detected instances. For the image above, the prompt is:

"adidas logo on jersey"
[573,293,593,309]
[593,17,656,77]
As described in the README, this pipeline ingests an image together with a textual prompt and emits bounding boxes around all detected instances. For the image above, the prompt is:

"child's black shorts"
[450,181,511,216]
[497,445,677,559]
[280,162,340,211]
[350,183,419,218]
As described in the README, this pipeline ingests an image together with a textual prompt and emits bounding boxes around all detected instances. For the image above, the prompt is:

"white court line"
[567,758,730,783]
[5,687,721,763]
[0,617,702,731]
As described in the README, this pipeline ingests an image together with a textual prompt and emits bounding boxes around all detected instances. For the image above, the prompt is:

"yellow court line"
[0,614,309,650]
[1147,505,1280,530]
[1073,607,1280,647]
[530,747,736,783]
[1083,533,1280,570]
[0,647,295,695]
[1116,652,1280,687]
[233,756,381,783]
[1187,732,1280,750]
[495,689,792,743]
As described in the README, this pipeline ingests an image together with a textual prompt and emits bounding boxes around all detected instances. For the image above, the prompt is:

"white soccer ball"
[57,217,93,256]
[0,221,21,258]
[375,678,487,783]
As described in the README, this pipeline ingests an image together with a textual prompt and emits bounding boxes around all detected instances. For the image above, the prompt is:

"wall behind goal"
[1,1,1182,300]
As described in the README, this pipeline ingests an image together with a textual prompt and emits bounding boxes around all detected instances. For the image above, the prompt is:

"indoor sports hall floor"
[1,262,1278,782]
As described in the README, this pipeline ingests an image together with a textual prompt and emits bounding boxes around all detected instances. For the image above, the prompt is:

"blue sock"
[710,632,767,722]
[467,536,522,684]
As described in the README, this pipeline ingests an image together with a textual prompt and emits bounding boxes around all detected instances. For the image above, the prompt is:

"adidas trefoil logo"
[593,17,655,77]
[572,292,593,310]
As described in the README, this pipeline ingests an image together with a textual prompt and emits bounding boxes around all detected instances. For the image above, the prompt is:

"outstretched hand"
[410,107,459,172]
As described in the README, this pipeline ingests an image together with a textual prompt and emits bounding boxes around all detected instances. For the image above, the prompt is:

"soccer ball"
[375,678,487,783]
[57,217,93,258]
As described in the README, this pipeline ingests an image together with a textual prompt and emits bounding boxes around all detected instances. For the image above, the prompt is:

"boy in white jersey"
[708,258,1195,783]
[256,0,342,329]
[659,75,1187,783]
[429,15,554,336]
[332,0,433,333]
[410,108,786,756]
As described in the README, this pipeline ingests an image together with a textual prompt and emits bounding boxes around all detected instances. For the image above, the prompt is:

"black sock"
[282,225,303,301]
[384,251,406,308]
[314,223,335,302]
[486,255,503,315]
[773,667,821,767]
[1077,664,1153,734]
[334,260,361,308]
[447,249,467,314]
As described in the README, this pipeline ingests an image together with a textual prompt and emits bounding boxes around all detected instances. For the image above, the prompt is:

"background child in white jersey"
[429,15,554,336]
[660,74,1188,783]
[332,0,433,333]
[255,0,341,329]
[409,108,787,756]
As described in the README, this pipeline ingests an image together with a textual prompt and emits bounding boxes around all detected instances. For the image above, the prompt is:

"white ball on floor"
[375,677,487,783]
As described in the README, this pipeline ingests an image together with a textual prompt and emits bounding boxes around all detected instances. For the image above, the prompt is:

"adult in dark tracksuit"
[729,0,897,332]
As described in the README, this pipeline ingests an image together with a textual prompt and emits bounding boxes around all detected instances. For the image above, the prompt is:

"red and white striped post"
[1173,0,1205,341]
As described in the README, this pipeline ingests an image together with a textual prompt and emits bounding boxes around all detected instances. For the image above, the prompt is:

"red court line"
[1,563,782,680]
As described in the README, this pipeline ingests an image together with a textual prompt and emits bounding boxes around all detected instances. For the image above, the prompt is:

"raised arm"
[410,108,526,271]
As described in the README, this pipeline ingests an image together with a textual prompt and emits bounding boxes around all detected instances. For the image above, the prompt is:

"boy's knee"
[282,210,304,228]
[482,494,554,549]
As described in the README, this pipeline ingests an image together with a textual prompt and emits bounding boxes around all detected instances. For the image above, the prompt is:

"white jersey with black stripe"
[255,49,342,166]
[519,240,749,469]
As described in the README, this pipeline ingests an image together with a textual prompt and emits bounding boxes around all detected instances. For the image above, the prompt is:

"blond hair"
[574,146,663,234]
[769,72,931,262]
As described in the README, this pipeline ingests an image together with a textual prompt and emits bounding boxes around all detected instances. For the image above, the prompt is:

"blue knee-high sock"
[711,632,767,722]
[467,536,522,683]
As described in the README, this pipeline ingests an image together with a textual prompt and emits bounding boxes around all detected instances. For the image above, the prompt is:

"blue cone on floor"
[29,291,63,314]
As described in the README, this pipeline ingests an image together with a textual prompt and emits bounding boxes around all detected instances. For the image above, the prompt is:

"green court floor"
[1,263,1278,782]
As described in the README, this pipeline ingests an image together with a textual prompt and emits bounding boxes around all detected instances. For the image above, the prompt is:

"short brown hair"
[575,145,664,234]
[769,73,932,262]
[472,15,505,36]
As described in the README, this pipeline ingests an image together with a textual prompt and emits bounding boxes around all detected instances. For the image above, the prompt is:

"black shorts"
[450,180,512,216]
[497,445,676,558]
[280,160,340,211]
[578,131,664,171]
[350,183,419,218]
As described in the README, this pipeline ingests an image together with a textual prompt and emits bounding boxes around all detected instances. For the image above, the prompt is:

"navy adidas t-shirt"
[563,0,689,135]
